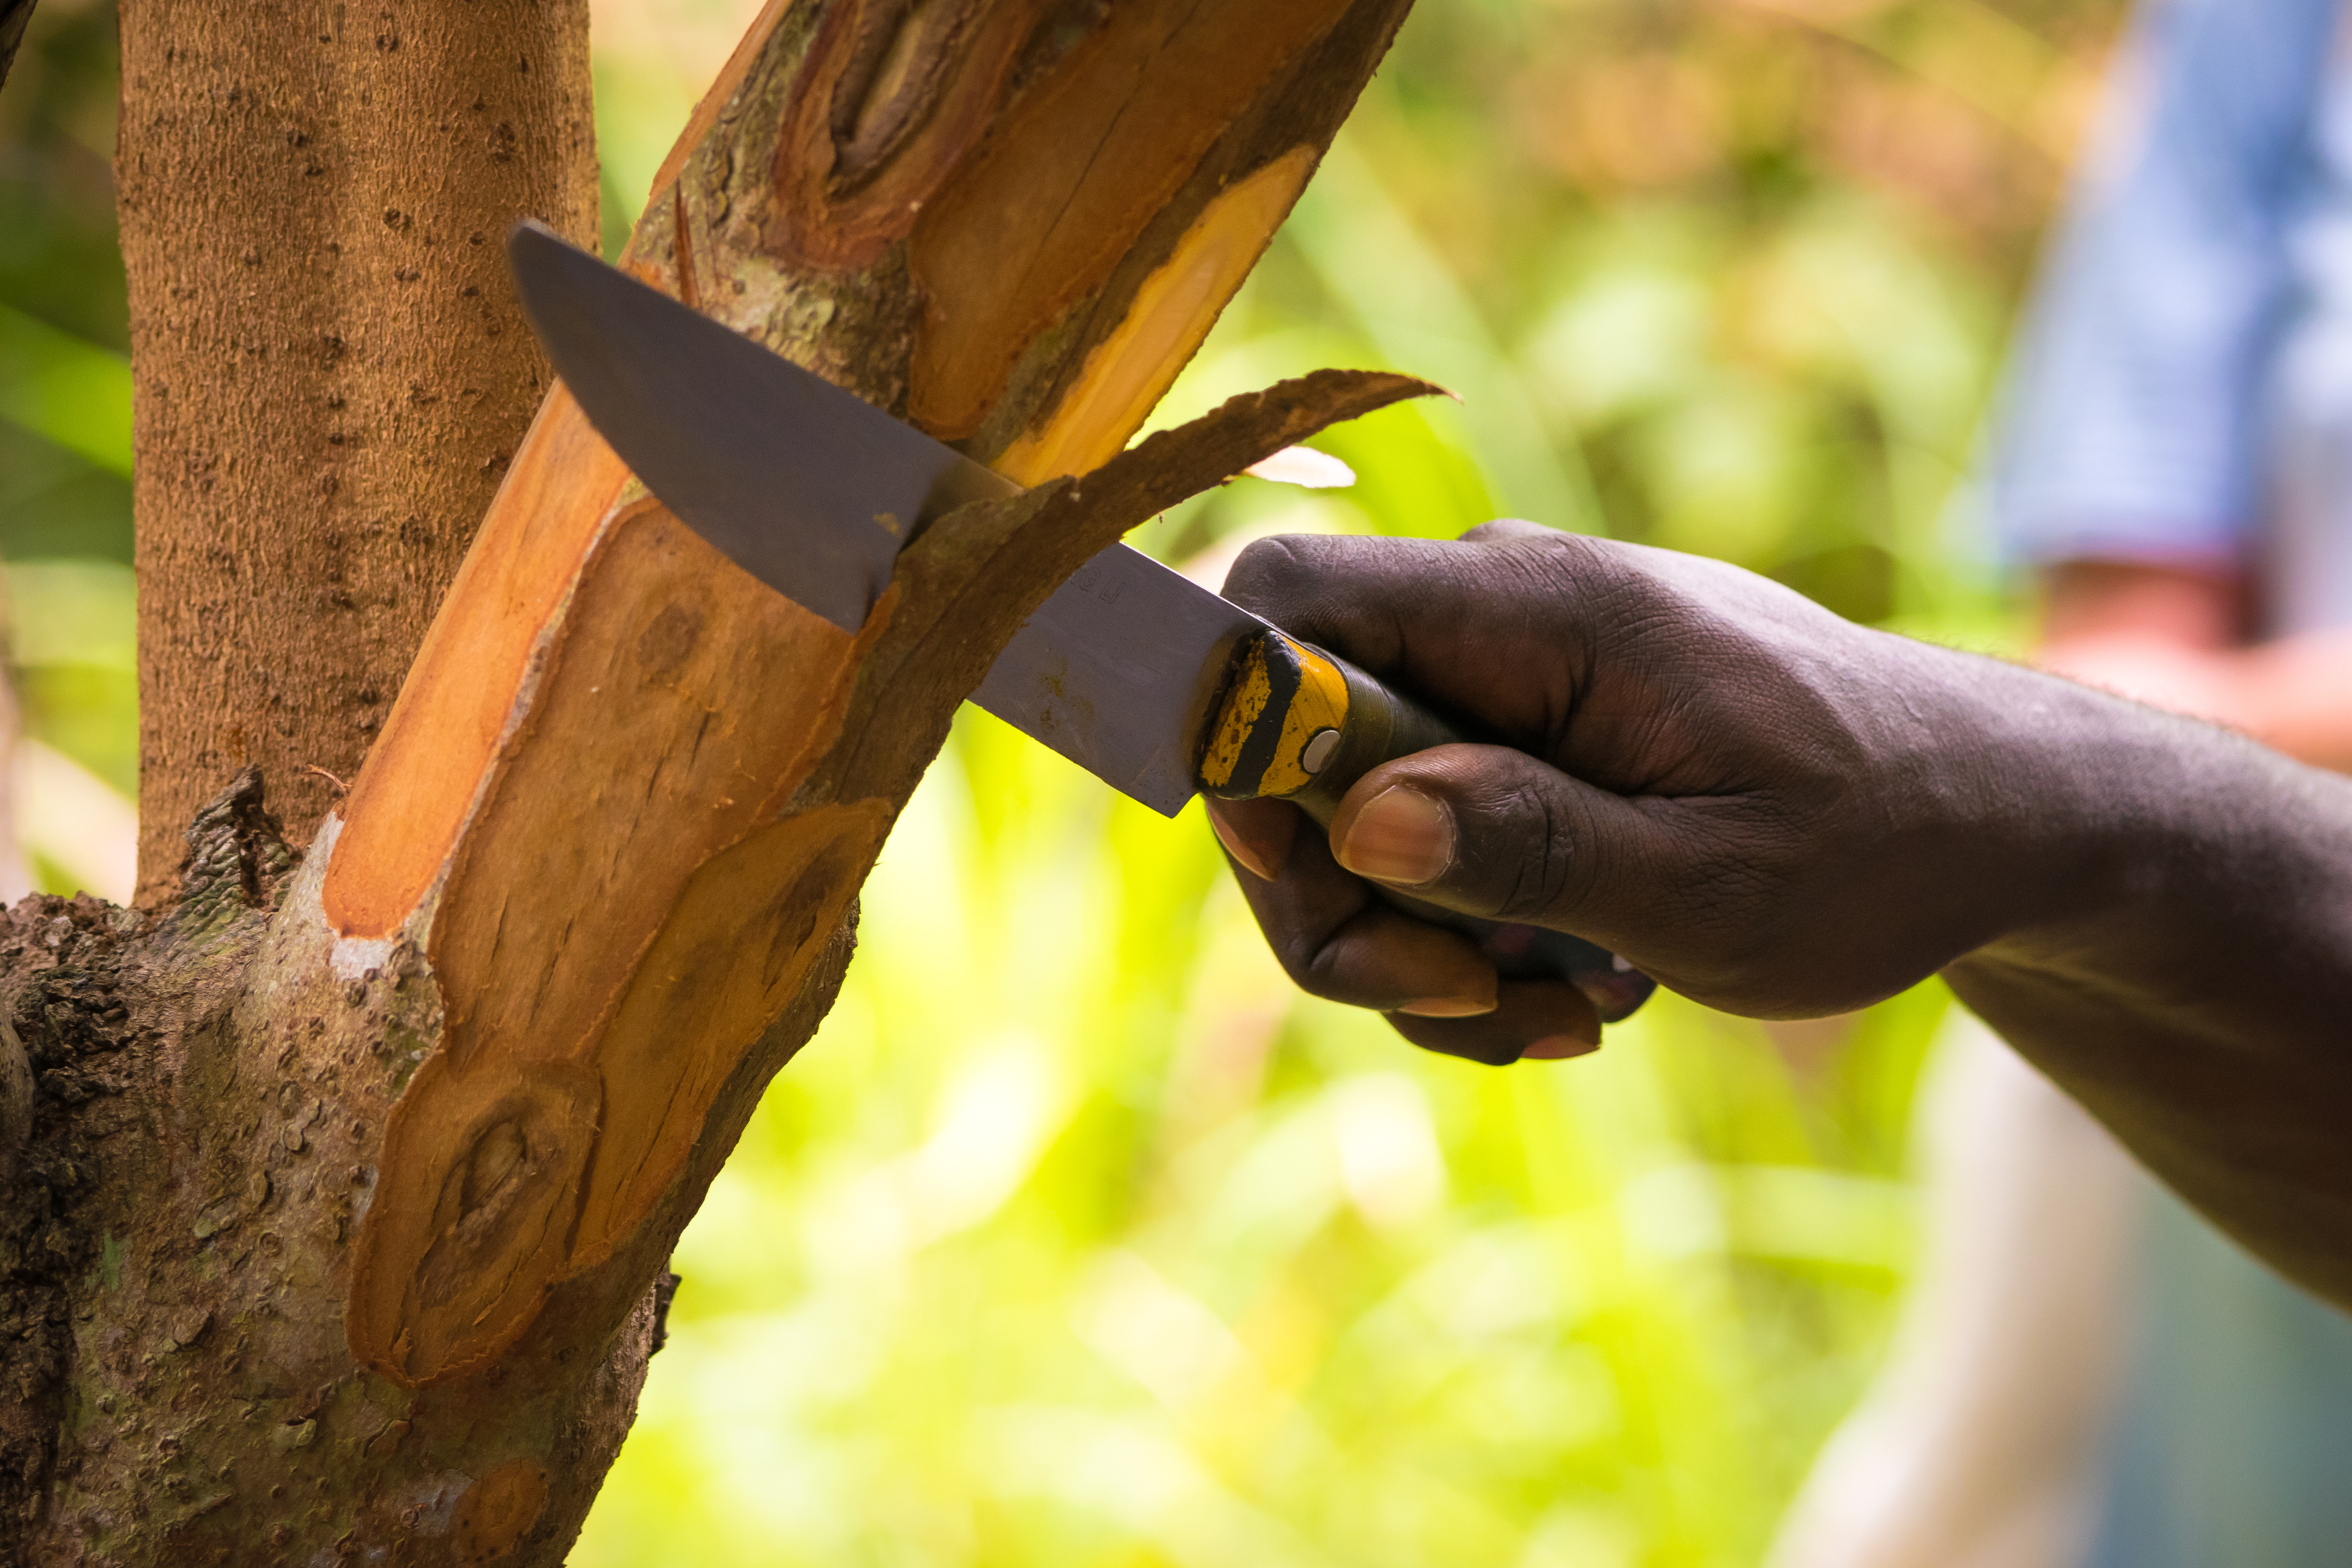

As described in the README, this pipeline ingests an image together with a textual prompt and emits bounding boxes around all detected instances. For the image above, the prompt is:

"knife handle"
[1200,631,1655,1024]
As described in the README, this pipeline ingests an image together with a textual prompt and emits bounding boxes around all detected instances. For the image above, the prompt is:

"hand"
[1205,521,2047,1066]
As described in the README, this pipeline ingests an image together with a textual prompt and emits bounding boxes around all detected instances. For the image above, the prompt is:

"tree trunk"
[116,0,600,902]
[0,3,1423,1561]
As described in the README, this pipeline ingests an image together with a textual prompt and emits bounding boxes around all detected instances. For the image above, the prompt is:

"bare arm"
[1210,523,2352,1303]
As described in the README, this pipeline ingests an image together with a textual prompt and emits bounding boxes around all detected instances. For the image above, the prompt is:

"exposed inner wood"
[321,388,629,940]
[997,147,1318,485]
[351,1051,603,1383]
[326,0,1423,1399]
[421,504,870,1083]
[907,0,1358,441]
[565,801,887,1263]
[346,485,901,1379]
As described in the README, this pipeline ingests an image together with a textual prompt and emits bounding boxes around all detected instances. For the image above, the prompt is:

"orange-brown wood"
[999,147,1318,485]
[328,0,1426,1400]
[769,0,1049,272]
[907,0,1359,440]
[427,501,869,1074]
[322,387,630,940]
[568,799,889,1267]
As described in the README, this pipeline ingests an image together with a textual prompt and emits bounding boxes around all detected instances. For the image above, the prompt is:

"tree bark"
[1,3,1424,1561]
[0,2,34,97]
[116,0,600,901]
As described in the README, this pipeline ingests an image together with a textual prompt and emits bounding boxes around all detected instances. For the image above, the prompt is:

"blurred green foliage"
[0,0,135,842]
[0,0,2119,1560]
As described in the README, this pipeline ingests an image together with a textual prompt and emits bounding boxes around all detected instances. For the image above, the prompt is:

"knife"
[507,223,1652,1026]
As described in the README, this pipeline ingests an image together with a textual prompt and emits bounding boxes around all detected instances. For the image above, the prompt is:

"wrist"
[1934,647,2326,978]
[1912,646,2199,964]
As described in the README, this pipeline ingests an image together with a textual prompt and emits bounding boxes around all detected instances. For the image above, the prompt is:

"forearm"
[1214,526,2352,1292]
[1942,658,2352,1302]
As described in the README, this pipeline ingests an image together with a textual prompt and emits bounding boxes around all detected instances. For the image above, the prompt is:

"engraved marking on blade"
[875,512,902,536]
[1069,561,1124,605]
[1028,656,1090,745]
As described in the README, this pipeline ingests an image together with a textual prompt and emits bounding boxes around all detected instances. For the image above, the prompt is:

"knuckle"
[1455,769,1588,924]
[1459,516,1551,546]
[1497,785,1583,923]
[1221,534,1326,614]
[1275,926,1355,1003]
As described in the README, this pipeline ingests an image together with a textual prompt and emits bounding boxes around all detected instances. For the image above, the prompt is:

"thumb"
[1327,743,1661,942]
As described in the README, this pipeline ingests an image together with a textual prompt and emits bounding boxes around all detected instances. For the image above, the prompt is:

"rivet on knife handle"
[1199,628,1655,1024]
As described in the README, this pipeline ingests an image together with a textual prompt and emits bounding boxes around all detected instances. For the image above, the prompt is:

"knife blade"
[506,222,1015,632]
[507,223,1653,1024]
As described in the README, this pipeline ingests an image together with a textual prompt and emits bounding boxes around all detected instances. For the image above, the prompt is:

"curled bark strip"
[811,369,1448,810]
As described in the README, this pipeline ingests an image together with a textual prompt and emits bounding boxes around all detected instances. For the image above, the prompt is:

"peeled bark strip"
[116,0,600,901]
[6,2,1427,1562]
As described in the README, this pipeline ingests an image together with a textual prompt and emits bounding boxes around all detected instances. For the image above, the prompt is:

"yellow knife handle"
[1198,630,1652,1023]
[1198,630,1451,819]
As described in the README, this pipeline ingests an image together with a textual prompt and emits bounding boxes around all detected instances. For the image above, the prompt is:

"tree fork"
[5,2,1425,1561]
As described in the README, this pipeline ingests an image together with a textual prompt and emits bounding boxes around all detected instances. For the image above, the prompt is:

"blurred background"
[0,0,2120,1561]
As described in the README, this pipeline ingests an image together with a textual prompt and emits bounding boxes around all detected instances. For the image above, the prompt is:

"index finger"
[1207,796,1602,1066]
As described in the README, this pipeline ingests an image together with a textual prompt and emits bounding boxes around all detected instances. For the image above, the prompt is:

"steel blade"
[970,545,1263,817]
[507,221,1016,630]
[509,225,1247,817]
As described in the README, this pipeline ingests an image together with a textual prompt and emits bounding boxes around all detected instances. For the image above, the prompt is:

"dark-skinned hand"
[1204,520,2067,1067]
[1203,519,2352,1311]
